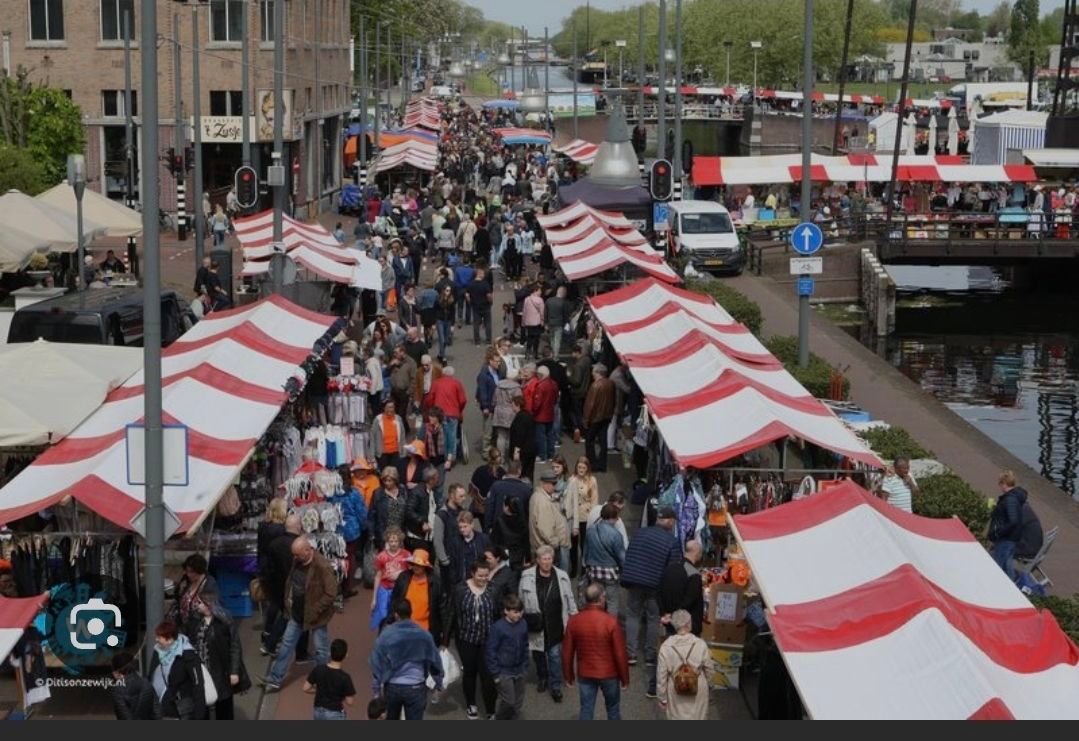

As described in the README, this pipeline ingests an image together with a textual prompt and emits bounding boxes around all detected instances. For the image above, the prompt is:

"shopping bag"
[426,648,462,689]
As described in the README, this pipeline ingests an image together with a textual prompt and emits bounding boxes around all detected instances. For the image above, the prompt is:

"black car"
[7,288,194,346]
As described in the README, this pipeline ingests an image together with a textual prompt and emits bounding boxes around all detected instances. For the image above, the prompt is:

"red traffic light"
[656,164,668,175]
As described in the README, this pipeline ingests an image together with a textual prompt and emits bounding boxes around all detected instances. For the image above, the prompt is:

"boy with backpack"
[655,610,715,720]
[303,639,356,720]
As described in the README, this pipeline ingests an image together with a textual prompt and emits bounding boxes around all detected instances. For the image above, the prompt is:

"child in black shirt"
[304,639,356,720]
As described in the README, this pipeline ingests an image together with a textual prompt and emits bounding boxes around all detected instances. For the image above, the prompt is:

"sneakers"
[257,676,281,693]
[258,646,276,657]
[627,657,638,666]
[551,690,563,703]
[645,687,658,699]
[536,678,548,694]
[466,705,479,720]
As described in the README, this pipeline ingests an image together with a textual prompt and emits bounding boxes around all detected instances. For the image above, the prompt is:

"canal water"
[880,266,1079,499]
[496,64,577,93]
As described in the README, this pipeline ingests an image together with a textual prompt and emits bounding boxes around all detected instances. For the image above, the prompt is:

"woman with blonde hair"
[565,456,599,578]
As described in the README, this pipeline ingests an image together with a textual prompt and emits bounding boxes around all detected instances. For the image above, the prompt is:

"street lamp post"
[67,154,86,294]
[724,41,733,87]
[751,41,762,109]
[616,39,627,87]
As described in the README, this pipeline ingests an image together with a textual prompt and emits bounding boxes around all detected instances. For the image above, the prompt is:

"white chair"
[1016,526,1058,588]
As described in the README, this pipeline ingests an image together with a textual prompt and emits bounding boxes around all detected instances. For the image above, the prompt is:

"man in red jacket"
[562,583,629,721]
[529,365,560,464]
[423,366,468,468]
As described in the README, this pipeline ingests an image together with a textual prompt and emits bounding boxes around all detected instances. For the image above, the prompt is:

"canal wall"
[729,271,1079,594]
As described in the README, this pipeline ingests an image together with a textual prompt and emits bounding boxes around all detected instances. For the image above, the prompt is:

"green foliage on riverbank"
[464,72,500,98]
[857,426,934,462]
[914,473,991,537]
[687,279,763,335]
[764,335,851,400]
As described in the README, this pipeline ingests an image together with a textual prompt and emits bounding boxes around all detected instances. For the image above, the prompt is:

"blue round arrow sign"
[790,222,823,256]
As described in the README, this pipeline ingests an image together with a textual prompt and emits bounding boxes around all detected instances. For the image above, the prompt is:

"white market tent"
[35,182,143,238]
[971,109,1048,166]
[0,225,52,273]
[0,340,143,448]
[0,189,107,252]
[733,481,1079,719]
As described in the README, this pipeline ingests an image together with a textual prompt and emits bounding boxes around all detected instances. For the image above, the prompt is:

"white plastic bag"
[426,648,462,689]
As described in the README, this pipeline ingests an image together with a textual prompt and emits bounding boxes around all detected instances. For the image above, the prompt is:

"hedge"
[913,472,990,537]
[686,279,763,336]
[764,335,850,400]
[1030,594,1079,643]
[857,426,934,462]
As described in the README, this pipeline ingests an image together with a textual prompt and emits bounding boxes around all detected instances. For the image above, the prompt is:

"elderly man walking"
[583,364,615,473]
[562,583,630,720]
[519,545,577,703]
[259,535,338,691]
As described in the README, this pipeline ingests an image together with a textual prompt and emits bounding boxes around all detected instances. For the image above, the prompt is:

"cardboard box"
[708,644,744,690]
[708,583,747,645]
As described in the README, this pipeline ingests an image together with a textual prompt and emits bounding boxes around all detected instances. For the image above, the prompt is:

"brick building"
[3,0,352,220]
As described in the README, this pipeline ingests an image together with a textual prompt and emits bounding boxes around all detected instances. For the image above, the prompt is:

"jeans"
[495,674,525,719]
[263,607,309,660]
[473,307,493,344]
[625,587,660,665]
[552,405,562,447]
[457,298,472,325]
[578,677,621,720]
[550,326,563,358]
[384,682,428,720]
[266,619,329,684]
[443,417,460,462]
[991,539,1019,582]
[532,642,564,693]
[313,707,347,720]
[437,319,453,359]
[523,325,541,358]
[213,229,226,246]
[585,419,611,472]
[534,422,555,461]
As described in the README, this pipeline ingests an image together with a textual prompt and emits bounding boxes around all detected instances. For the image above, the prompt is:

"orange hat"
[404,440,427,460]
[407,549,433,568]
[350,457,375,471]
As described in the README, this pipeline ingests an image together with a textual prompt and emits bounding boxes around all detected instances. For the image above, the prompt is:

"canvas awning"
[0,225,53,273]
[0,341,143,448]
[589,279,882,469]
[733,481,1079,719]
[493,128,553,146]
[0,594,49,664]
[0,296,340,535]
[0,189,107,252]
[1024,148,1079,168]
[36,182,143,238]
[554,139,599,166]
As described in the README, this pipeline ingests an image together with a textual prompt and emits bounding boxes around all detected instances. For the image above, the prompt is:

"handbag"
[200,662,219,706]
[249,577,266,603]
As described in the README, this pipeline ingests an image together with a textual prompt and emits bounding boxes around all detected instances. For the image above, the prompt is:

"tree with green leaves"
[985,1,1012,39]
[0,144,48,196]
[1008,0,1044,67]
[0,67,84,189]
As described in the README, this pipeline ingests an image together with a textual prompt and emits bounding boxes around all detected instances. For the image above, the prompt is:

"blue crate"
[219,592,254,618]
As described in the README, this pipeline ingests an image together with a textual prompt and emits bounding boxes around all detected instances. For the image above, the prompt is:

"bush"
[764,335,850,400]
[687,278,763,335]
[857,426,934,462]
[914,473,990,537]
[1030,594,1079,643]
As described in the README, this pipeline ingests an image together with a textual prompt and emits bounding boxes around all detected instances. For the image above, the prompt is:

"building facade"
[4,0,352,220]
[885,38,1021,83]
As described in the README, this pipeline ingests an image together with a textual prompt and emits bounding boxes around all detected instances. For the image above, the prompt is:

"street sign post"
[790,256,823,275]
[790,222,823,256]
[653,201,671,232]
[797,278,815,297]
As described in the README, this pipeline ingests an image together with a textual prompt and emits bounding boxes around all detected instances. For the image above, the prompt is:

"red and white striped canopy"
[0,594,49,663]
[240,245,382,290]
[544,215,651,252]
[590,280,881,469]
[692,153,1037,186]
[0,297,339,535]
[536,201,635,230]
[403,98,443,131]
[554,139,599,165]
[636,86,888,106]
[542,210,676,283]
[734,481,1079,720]
[372,139,440,174]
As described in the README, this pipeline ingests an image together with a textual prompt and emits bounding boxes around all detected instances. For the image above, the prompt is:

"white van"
[667,200,745,274]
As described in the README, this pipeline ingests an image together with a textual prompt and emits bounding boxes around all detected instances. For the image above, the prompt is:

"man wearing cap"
[583,364,616,473]
[529,472,571,561]
[390,549,446,647]
[620,507,682,697]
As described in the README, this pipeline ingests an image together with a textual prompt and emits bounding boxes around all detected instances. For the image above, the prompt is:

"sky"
[467,0,1069,36]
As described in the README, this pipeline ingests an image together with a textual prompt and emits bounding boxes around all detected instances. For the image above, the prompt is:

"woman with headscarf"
[185,594,250,719]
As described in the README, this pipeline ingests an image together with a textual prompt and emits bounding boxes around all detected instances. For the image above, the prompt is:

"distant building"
[932,27,976,42]
[885,38,1022,83]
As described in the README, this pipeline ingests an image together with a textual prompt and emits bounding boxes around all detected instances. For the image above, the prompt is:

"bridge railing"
[625,103,745,121]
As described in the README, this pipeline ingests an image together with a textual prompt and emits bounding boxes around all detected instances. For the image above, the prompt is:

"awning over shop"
[402,98,443,131]
[539,205,676,283]
[36,182,144,238]
[0,296,340,535]
[536,201,635,230]
[691,153,1037,186]
[371,139,439,173]
[0,341,143,448]
[589,279,882,469]
[240,244,381,290]
[553,139,599,166]
[493,128,553,146]
[733,481,1079,720]
[0,594,49,664]
[556,240,679,283]
[0,189,107,253]
[1024,148,1079,168]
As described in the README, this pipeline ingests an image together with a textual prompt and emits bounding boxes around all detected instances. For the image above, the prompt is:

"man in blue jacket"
[453,261,476,327]
[476,349,501,451]
[989,470,1044,583]
[620,507,681,697]
[485,593,530,720]
[370,599,444,720]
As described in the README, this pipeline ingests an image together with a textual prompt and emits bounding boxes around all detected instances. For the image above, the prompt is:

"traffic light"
[184,145,195,172]
[650,159,673,201]
[235,166,259,209]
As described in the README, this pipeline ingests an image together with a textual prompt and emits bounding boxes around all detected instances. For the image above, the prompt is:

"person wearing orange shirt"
[351,459,381,509]
[390,549,445,647]
[373,399,406,471]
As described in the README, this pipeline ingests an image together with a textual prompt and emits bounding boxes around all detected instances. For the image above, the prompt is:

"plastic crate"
[219,591,254,618]
[213,569,253,595]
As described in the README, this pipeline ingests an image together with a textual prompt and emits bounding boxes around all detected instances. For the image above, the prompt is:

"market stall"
[493,127,553,147]
[553,139,599,166]
[971,109,1047,166]
[731,480,1079,719]
[35,183,143,238]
